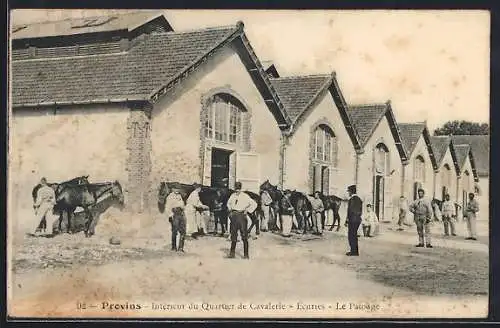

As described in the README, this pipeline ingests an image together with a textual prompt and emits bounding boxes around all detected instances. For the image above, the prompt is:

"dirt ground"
[8,213,489,319]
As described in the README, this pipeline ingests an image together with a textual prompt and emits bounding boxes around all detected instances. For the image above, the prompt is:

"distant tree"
[433,120,489,136]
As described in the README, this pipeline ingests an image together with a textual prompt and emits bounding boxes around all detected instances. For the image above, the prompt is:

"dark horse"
[32,176,90,232]
[260,180,312,233]
[53,186,125,236]
[54,181,124,237]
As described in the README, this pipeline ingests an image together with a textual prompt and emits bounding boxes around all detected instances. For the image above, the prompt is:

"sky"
[10,9,490,132]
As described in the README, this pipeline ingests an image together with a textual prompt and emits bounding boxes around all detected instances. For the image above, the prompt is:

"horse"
[312,193,343,230]
[32,175,89,232]
[31,175,89,203]
[285,189,312,233]
[54,181,124,237]
[52,186,125,236]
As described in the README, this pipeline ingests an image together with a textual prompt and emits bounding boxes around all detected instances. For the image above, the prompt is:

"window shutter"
[332,136,338,167]
[236,152,260,193]
[202,146,212,186]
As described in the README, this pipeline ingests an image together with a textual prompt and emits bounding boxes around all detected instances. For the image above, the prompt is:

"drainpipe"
[355,152,361,188]
[433,169,438,199]
[279,131,288,189]
[456,175,461,208]
[401,163,406,197]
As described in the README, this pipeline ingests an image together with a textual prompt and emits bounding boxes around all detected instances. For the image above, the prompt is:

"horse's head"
[111,181,125,208]
[157,182,169,213]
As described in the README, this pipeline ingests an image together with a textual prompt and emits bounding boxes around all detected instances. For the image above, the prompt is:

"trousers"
[466,213,477,238]
[442,215,456,235]
[34,202,55,235]
[171,209,186,251]
[229,211,249,242]
[281,214,293,236]
[415,216,431,244]
[311,212,322,234]
[398,209,407,226]
[348,217,361,254]
[261,205,270,232]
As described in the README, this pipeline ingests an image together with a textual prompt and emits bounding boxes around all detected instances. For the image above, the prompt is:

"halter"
[91,182,119,202]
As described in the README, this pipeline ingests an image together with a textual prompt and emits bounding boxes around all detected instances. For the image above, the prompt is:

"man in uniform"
[442,194,456,236]
[33,177,56,236]
[186,183,209,238]
[226,182,257,259]
[345,185,362,256]
[310,191,325,235]
[409,188,433,248]
[465,193,480,240]
[165,187,186,252]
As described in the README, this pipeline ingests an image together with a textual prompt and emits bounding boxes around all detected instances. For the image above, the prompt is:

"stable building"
[347,102,408,222]
[451,135,489,219]
[454,144,479,212]
[264,65,361,196]
[397,122,438,201]
[10,12,291,216]
[430,136,460,203]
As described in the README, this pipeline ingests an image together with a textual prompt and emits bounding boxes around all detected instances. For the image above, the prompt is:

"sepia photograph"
[7,9,490,319]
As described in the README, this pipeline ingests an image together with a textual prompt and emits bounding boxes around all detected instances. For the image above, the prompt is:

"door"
[442,186,448,201]
[321,166,330,195]
[236,152,260,192]
[374,175,384,220]
[211,148,231,188]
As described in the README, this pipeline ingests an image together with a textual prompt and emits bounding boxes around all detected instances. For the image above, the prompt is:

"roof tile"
[398,123,426,156]
[347,104,387,146]
[451,135,489,176]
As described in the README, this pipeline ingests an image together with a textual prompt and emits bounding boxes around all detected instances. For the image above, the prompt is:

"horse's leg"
[67,210,73,233]
[84,208,94,237]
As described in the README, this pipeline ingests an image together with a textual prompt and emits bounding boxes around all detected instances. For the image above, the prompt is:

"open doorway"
[374,175,385,220]
[211,148,232,188]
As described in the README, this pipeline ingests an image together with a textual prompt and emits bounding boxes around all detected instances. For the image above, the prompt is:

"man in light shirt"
[186,183,209,239]
[397,196,409,231]
[226,181,257,259]
[465,193,480,241]
[260,189,273,232]
[33,177,56,236]
[409,188,433,248]
[309,191,325,235]
[164,187,186,252]
[441,194,456,237]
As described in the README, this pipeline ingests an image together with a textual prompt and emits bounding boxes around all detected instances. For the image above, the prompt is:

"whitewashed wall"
[433,147,458,203]
[150,45,282,191]
[402,135,436,200]
[283,89,357,195]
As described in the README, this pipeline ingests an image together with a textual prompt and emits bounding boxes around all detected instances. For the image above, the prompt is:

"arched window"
[204,94,244,144]
[414,155,425,182]
[441,164,451,188]
[463,170,471,192]
[313,124,337,165]
[374,143,389,175]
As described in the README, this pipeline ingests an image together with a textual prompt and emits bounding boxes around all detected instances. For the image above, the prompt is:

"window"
[204,94,243,144]
[313,125,337,165]
[441,164,451,188]
[374,143,389,175]
[414,155,425,182]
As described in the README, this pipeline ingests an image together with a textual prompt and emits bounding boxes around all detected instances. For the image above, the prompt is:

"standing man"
[345,185,362,256]
[260,189,273,232]
[397,195,409,231]
[329,198,342,232]
[441,194,456,236]
[409,188,433,248]
[465,193,480,241]
[186,183,209,239]
[213,189,227,237]
[165,187,186,252]
[33,177,56,236]
[310,191,325,235]
[226,182,257,259]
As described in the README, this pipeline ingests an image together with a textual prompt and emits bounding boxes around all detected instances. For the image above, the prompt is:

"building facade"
[430,136,460,205]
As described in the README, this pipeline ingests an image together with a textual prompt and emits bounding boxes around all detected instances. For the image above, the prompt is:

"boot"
[178,235,185,252]
[227,241,236,258]
[243,240,249,259]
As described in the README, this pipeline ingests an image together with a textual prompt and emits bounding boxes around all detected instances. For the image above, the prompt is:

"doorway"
[374,175,384,220]
[313,165,330,195]
[211,148,232,188]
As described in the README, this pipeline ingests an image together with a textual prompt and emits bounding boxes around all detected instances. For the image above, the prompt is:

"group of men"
[164,181,257,258]
[396,188,481,248]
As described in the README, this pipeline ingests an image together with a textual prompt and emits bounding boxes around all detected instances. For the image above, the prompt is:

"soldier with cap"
[33,177,56,236]
[164,186,186,252]
[345,185,362,256]
[226,181,257,259]
[409,188,434,248]
[465,192,480,240]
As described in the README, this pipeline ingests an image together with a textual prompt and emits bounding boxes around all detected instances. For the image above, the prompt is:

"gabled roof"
[11,18,291,127]
[269,72,362,151]
[454,144,479,182]
[398,122,438,170]
[451,135,489,177]
[12,11,172,40]
[348,101,407,161]
[430,136,460,175]
[269,74,331,122]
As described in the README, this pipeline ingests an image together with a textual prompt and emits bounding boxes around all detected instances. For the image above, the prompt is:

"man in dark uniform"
[345,185,362,256]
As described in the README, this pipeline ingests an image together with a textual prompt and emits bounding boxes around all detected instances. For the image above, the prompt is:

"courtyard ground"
[7,211,489,319]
